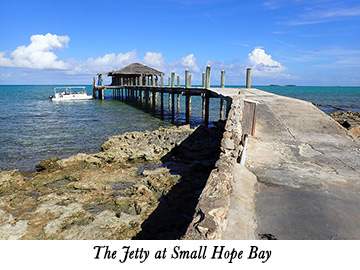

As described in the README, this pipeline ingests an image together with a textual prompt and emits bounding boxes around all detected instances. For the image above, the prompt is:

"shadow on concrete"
[133,121,225,240]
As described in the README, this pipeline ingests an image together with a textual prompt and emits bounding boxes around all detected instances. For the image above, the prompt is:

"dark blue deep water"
[0,85,359,172]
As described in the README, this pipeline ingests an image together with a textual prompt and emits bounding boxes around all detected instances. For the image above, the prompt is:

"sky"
[0,0,359,86]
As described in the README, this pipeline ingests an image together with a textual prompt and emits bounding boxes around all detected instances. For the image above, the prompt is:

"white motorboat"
[49,87,93,101]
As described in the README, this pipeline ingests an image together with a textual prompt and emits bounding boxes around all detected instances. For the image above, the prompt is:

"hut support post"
[139,89,143,107]
[145,89,149,108]
[152,90,156,110]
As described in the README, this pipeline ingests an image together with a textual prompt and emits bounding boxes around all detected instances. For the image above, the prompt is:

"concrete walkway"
[224,88,360,240]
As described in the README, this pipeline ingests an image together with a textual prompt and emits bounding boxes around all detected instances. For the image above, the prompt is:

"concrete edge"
[183,94,246,240]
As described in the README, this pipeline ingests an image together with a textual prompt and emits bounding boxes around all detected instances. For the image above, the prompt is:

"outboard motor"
[49,95,54,100]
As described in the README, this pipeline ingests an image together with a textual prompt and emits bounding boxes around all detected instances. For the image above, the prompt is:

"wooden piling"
[205,65,211,88]
[160,91,164,114]
[171,72,175,87]
[221,70,225,88]
[185,69,192,123]
[177,75,180,111]
[204,91,210,127]
[177,94,180,112]
[168,93,172,110]
[246,68,251,88]
[145,89,149,108]
[185,69,190,88]
[152,90,156,110]
[171,92,175,122]
[220,98,224,120]
[92,77,96,99]
[202,93,206,121]
[185,93,190,124]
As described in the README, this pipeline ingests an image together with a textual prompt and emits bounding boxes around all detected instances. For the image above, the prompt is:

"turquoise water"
[255,86,360,114]
[0,86,172,172]
[0,85,359,172]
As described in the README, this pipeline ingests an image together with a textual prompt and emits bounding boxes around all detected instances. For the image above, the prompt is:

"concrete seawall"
[184,93,258,239]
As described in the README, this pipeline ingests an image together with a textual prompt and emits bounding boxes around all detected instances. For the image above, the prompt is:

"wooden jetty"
[93,63,253,127]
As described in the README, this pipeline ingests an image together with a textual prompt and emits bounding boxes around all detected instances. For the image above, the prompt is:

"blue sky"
[0,0,359,85]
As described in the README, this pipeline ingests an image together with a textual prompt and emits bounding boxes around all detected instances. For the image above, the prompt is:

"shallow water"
[0,85,359,172]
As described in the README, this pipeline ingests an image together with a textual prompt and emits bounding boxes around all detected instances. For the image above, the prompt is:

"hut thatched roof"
[108,63,164,76]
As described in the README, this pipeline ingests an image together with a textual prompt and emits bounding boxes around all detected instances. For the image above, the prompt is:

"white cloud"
[0,33,299,84]
[77,50,138,74]
[65,51,138,75]
[247,48,286,76]
[142,52,165,69]
[0,33,70,69]
[172,54,200,72]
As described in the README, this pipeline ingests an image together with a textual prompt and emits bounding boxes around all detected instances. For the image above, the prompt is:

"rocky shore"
[0,123,225,240]
[330,110,360,138]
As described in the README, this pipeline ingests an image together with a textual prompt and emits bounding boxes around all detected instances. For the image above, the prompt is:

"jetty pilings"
[246,68,251,89]
[93,66,253,127]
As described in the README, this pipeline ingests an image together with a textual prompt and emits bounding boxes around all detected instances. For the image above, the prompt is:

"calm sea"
[0,85,359,172]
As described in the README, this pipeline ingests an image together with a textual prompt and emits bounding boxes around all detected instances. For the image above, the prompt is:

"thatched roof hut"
[107,63,164,86]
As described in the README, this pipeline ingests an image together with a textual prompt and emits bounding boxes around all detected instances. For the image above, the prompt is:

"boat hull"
[50,93,93,101]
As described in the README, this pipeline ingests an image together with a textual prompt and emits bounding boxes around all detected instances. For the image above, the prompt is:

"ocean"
[0,85,359,172]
